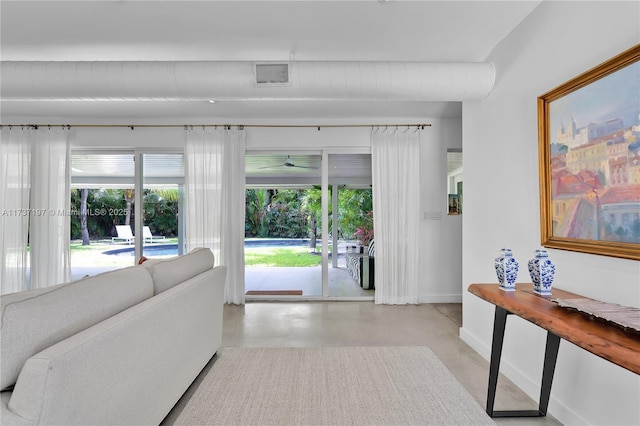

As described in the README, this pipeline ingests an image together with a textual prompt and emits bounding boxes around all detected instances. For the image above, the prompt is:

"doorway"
[244,150,373,299]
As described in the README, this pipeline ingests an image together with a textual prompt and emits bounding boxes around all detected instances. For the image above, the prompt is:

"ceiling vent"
[254,62,291,86]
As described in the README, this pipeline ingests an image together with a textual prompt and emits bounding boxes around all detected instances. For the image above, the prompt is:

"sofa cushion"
[148,248,215,294]
[0,265,154,391]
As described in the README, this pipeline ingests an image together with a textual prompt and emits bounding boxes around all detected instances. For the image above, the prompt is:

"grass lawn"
[245,247,322,267]
[69,239,323,268]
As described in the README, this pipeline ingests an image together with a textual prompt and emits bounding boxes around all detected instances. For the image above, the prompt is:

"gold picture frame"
[538,44,640,261]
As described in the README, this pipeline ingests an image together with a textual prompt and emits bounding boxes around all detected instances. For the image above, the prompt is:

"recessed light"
[208,100,216,104]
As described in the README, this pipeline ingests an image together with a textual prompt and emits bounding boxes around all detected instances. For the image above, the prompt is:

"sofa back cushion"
[0,265,153,391]
[147,247,215,294]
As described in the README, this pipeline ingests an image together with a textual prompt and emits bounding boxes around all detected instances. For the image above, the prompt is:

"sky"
[549,61,639,145]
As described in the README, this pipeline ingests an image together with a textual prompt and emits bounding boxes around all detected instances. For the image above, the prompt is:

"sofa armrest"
[6,266,226,425]
[1,392,29,426]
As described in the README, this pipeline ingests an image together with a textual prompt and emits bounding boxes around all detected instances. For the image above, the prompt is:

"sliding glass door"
[244,149,373,299]
[141,153,185,261]
[326,152,374,298]
[245,152,323,296]
[69,151,184,279]
[70,152,136,279]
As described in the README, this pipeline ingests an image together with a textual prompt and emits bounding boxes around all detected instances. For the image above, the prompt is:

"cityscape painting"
[538,44,640,261]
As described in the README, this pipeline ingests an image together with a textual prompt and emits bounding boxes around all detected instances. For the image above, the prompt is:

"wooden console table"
[468,283,640,418]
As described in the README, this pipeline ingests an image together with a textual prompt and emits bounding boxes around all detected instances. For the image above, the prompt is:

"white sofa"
[0,247,226,425]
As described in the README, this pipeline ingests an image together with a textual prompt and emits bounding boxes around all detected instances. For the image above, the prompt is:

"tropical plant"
[242,186,373,248]
[94,189,130,236]
[143,189,179,237]
[261,189,307,238]
[336,188,373,240]
[353,210,374,246]
[245,189,269,237]
[69,188,181,240]
[71,188,127,239]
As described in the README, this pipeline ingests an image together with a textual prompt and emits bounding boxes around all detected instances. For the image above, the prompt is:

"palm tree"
[149,188,179,203]
[80,188,90,245]
[123,189,135,226]
[300,187,323,251]
[93,189,128,238]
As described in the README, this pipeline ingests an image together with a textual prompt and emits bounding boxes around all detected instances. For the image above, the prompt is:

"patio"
[69,240,373,299]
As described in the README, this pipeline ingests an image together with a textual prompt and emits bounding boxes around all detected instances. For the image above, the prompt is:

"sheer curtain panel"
[0,127,32,294]
[29,128,71,289]
[185,127,246,305]
[372,127,422,304]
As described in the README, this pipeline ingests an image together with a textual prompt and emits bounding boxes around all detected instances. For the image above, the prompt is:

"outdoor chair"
[143,226,166,243]
[345,239,375,290]
[112,225,135,245]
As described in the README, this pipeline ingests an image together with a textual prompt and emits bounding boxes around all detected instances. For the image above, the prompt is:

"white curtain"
[29,128,71,289]
[0,127,70,294]
[185,127,246,305]
[1,127,32,294]
[372,127,421,304]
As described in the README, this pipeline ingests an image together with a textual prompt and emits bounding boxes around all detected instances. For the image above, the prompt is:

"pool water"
[103,244,179,257]
[103,239,313,257]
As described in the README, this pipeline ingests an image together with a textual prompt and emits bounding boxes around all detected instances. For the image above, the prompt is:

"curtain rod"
[1,123,431,130]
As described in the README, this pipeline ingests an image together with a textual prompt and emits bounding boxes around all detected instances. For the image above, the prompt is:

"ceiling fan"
[258,155,318,170]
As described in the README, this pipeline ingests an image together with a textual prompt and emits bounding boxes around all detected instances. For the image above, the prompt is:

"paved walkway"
[244,265,373,298]
[70,240,372,298]
[70,264,372,299]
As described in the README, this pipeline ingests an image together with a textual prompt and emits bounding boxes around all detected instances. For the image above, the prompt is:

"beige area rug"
[166,346,495,425]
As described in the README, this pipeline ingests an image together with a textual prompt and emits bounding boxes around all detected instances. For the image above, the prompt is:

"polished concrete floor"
[172,301,561,425]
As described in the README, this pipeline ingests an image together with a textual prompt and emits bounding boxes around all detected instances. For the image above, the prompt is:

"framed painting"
[538,44,640,261]
[448,194,460,215]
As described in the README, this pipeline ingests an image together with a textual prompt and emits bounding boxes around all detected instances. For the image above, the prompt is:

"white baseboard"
[459,327,586,426]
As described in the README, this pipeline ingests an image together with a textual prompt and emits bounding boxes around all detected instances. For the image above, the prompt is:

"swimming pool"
[103,244,179,257]
[103,239,313,257]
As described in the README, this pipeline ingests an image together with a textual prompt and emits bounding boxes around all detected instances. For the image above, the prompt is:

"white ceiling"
[0,0,542,124]
[70,150,372,187]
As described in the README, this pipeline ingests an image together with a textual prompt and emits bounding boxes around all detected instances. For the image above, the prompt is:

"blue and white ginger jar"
[528,248,556,296]
[495,248,518,291]
[494,248,506,284]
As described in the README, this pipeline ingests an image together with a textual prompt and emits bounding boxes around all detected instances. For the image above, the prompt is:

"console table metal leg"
[538,331,561,416]
[486,306,508,416]
[486,307,561,418]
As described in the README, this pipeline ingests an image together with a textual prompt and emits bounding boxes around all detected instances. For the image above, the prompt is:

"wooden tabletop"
[468,283,640,375]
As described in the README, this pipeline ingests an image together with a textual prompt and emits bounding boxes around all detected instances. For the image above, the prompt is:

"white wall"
[421,118,464,302]
[461,2,640,425]
[69,118,464,302]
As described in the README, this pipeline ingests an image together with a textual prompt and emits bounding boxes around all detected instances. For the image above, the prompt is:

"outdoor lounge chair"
[112,225,135,244]
[345,239,375,290]
[143,226,166,243]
